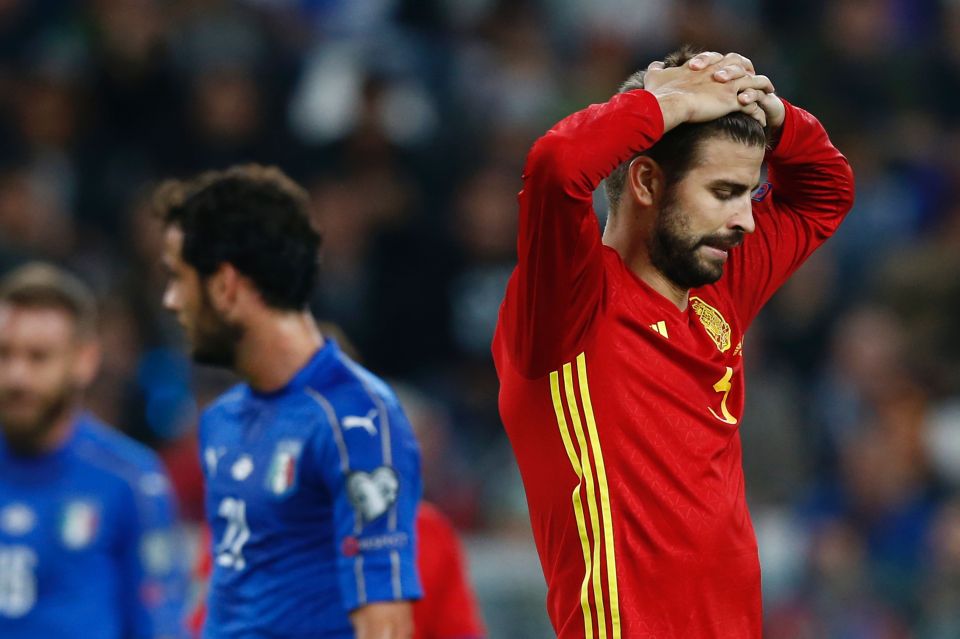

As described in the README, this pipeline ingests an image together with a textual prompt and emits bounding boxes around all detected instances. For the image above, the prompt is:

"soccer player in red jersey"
[492,47,855,638]
[187,504,486,639]
[411,503,485,639]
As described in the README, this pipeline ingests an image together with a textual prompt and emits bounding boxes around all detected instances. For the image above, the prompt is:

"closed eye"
[708,180,759,202]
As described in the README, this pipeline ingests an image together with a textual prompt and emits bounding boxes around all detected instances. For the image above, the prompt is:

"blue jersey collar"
[248,338,340,400]
[0,411,89,475]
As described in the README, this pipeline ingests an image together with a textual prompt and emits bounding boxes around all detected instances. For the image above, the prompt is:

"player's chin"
[692,254,725,284]
[0,408,44,435]
[190,343,236,368]
[190,347,220,366]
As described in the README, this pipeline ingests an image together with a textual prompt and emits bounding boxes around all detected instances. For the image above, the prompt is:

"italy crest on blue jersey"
[199,339,423,639]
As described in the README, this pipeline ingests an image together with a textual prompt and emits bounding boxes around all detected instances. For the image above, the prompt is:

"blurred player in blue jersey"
[0,263,186,638]
[156,165,422,639]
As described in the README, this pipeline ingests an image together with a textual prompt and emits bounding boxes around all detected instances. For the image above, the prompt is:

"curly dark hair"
[154,164,321,311]
[605,45,767,214]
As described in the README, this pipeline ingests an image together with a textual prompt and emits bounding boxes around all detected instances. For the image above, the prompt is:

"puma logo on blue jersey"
[342,409,379,436]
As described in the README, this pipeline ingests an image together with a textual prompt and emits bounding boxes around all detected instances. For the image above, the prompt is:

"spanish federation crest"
[61,500,99,550]
[266,440,303,497]
[690,296,731,353]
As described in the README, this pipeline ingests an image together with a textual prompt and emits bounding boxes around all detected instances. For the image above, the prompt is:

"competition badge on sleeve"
[346,467,399,523]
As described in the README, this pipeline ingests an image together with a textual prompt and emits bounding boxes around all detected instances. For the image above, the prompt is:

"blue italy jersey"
[0,413,186,638]
[200,339,422,639]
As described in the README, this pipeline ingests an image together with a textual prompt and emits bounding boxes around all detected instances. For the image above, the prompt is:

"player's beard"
[190,288,244,369]
[0,379,76,455]
[649,187,744,290]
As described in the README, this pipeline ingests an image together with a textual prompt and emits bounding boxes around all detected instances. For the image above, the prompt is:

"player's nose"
[729,198,756,235]
[162,285,179,312]
[3,356,32,385]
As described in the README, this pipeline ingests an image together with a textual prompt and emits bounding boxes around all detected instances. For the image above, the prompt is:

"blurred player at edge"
[157,165,422,639]
[0,263,185,638]
[493,47,854,637]
[408,503,485,639]
[187,502,486,639]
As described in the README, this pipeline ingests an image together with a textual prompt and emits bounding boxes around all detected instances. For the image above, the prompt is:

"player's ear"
[207,263,241,315]
[72,338,101,387]
[626,156,664,208]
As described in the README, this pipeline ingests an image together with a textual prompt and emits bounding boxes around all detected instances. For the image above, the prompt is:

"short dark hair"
[0,262,99,338]
[155,164,321,311]
[605,46,767,214]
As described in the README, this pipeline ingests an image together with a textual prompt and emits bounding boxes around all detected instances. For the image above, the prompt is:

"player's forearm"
[506,89,665,377]
[350,601,414,639]
[652,90,693,132]
[522,89,664,202]
[514,88,664,272]
[766,101,856,220]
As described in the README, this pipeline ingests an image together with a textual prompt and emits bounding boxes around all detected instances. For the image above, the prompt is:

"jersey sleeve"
[720,99,855,326]
[116,461,188,639]
[309,389,423,612]
[500,89,665,377]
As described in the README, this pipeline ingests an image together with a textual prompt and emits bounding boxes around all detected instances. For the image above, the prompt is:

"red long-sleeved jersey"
[493,89,854,638]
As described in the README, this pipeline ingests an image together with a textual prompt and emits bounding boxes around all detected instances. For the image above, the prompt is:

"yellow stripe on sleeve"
[577,353,621,639]
[549,370,595,639]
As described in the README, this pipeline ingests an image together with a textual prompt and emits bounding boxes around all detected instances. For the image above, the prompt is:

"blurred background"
[2,0,960,636]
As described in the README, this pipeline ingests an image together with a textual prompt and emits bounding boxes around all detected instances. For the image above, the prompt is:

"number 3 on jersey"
[708,366,739,425]
[216,497,250,570]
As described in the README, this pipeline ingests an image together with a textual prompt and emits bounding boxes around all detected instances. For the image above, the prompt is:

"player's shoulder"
[305,341,404,417]
[74,414,163,472]
[201,383,248,422]
[71,414,170,495]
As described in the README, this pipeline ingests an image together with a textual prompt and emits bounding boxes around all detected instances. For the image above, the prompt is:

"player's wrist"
[761,95,786,148]
[652,91,689,133]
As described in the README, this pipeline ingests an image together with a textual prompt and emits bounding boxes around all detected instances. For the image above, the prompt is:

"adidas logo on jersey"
[649,321,669,338]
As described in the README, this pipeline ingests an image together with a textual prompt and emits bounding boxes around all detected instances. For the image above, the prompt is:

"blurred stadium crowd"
[2,0,960,636]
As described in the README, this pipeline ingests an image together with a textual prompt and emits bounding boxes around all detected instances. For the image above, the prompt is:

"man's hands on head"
[350,601,413,639]
[645,51,784,134]
[692,51,786,133]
